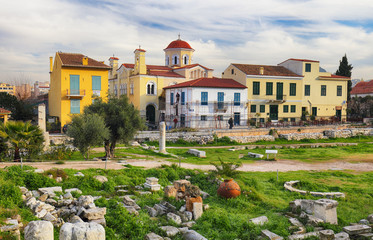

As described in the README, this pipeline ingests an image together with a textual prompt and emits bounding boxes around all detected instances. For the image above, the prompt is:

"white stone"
[335,232,350,240]
[74,172,85,177]
[261,229,284,240]
[193,202,203,220]
[93,175,108,183]
[159,122,166,154]
[183,230,208,240]
[167,212,182,225]
[145,232,164,240]
[78,195,94,207]
[187,149,206,158]
[160,226,180,237]
[59,222,105,240]
[343,225,372,236]
[24,221,54,240]
[249,216,268,225]
[65,188,82,194]
[314,199,338,224]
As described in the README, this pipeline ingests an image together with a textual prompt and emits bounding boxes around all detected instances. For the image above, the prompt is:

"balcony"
[214,101,228,112]
[266,94,287,103]
[66,89,85,99]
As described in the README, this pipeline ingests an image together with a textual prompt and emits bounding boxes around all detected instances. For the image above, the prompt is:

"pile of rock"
[20,186,106,228]
[0,215,22,239]
[324,128,373,138]
[279,132,326,141]
[229,135,275,143]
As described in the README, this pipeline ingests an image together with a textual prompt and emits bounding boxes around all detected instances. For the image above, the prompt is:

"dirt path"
[2,159,373,172]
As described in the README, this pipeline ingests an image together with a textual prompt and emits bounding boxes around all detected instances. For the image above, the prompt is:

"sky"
[1,0,373,84]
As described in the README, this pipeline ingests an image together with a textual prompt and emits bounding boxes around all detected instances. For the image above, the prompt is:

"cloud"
[1,0,373,84]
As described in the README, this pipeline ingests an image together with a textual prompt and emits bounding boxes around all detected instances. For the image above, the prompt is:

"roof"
[134,49,146,53]
[0,108,11,114]
[174,64,213,71]
[232,64,302,77]
[165,39,193,50]
[285,58,319,63]
[163,77,247,89]
[319,74,350,79]
[109,57,119,60]
[119,64,184,78]
[58,53,111,69]
[148,70,184,78]
[351,80,373,95]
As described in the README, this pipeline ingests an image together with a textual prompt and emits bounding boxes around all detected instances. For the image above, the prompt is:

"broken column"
[159,121,166,154]
[144,177,161,191]
[38,104,49,149]
[314,199,338,224]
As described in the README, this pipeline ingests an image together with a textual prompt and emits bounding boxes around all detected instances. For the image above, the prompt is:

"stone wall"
[324,128,373,138]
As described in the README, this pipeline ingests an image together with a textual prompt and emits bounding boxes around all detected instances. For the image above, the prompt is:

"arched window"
[146,81,156,95]
[166,56,169,66]
[183,54,189,65]
[172,54,179,65]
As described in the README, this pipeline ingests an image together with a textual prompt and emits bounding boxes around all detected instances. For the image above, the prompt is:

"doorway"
[270,105,278,120]
[234,112,240,125]
[336,109,341,121]
[146,105,156,125]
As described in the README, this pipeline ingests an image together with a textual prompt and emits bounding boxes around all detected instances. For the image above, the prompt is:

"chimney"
[49,57,53,73]
[259,67,264,75]
[82,56,89,65]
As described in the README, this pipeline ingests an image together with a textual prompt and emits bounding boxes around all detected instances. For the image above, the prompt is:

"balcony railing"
[214,101,228,112]
[66,89,85,99]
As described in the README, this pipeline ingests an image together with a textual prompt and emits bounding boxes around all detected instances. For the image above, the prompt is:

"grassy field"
[1,165,373,239]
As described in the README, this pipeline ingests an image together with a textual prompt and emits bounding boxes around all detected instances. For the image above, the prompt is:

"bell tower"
[164,35,194,68]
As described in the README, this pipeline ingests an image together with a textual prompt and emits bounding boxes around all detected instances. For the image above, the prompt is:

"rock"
[32,190,41,198]
[39,187,63,196]
[35,209,48,219]
[359,219,370,225]
[56,177,63,183]
[93,175,108,183]
[145,232,164,240]
[335,232,350,239]
[123,205,139,216]
[69,216,84,223]
[183,230,208,240]
[74,172,84,177]
[319,230,335,240]
[162,202,176,213]
[145,206,158,217]
[1,224,20,232]
[160,226,180,237]
[193,202,203,220]
[173,180,191,192]
[43,212,56,222]
[34,169,44,173]
[24,221,54,240]
[45,199,57,206]
[154,204,168,216]
[314,199,338,224]
[19,186,28,194]
[184,211,193,221]
[82,207,106,220]
[63,192,73,199]
[288,232,319,240]
[59,222,105,240]
[78,195,94,207]
[182,221,196,228]
[368,214,373,224]
[179,205,186,212]
[164,185,177,198]
[343,225,372,236]
[200,191,210,199]
[249,216,268,225]
[123,196,137,206]
[261,229,284,240]
[38,193,49,202]
[167,212,182,225]
[186,196,202,212]
[89,218,106,227]
[65,188,82,194]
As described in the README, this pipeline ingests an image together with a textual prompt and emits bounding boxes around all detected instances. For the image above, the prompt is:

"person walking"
[228,117,233,129]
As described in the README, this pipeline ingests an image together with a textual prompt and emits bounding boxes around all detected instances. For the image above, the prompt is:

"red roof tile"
[284,58,319,63]
[174,64,213,71]
[148,70,184,78]
[134,49,146,52]
[163,77,247,89]
[109,57,119,60]
[120,63,135,69]
[0,108,11,114]
[351,80,373,95]
[165,39,193,50]
[58,53,110,69]
[232,64,302,77]
[319,74,350,79]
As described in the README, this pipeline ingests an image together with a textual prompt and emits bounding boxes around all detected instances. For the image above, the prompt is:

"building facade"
[164,78,247,129]
[108,38,214,128]
[223,59,349,122]
[48,52,110,128]
[351,79,373,97]
[0,83,16,95]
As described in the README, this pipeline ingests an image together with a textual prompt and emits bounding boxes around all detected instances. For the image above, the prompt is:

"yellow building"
[0,108,11,124]
[109,37,213,128]
[223,58,349,123]
[49,52,110,128]
[0,83,16,95]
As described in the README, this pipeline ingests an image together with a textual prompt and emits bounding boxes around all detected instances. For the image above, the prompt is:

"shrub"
[210,158,242,178]
[0,182,22,208]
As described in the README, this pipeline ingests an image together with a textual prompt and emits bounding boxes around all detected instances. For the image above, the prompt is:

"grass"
[2,165,373,239]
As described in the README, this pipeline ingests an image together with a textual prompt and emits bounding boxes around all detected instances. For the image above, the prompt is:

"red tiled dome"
[165,39,193,50]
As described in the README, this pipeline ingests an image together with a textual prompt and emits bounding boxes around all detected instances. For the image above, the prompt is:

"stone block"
[314,199,338,224]
[64,188,82,194]
[173,180,191,192]
[167,212,182,225]
[24,221,54,240]
[145,232,164,240]
[187,149,206,158]
[182,230,207,240]
[343,225,372,236]
[186,196,202,212]
[59,222,105,240]
[319,230,335,240]
[249,216,268,225]
[193,202,203,220]
[82,207,106,220]
[160,226,180,237]
[335,232,350,239]
[164,185,177,198]
[288,232,319,240]
[261,229,283,240]
[93,175,108,183]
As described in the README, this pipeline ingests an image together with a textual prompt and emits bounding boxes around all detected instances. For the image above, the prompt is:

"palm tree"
[0,121,44,160]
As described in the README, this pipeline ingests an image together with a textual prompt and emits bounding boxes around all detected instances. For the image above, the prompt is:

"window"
[217,92,224,109]
[231,69,234,74]
[321,85,326,96]
[234,93,240,106]
[92,76,101,90]
[305,85,310,96]
[289,83,296,96]
[283,118,288,122]
[260,105,265,113]
[166,56,169,65]
[70,100,80,114]
[114,85,118,96]
[260,118,265,123]
[290,118,296,122]
[130,82,134,95]
[253,82,260,95]
[283,105,289,113]
[146,82,156,95]
[172,54,179,65]
[251,105,256,113]
[291,105,296,113]
[266,82,273,95]
[201,115,207,121]
[181,92,185,105]
[201,92,208,105]
[183,55,189,65]
[170,93,174,105]
[124,83,127,94]
[337,85,342,96]
[305,63,311,72]
[120,84,124,95]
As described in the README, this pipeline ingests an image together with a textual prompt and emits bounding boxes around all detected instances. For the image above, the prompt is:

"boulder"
[335,232,350,240]
[167,212,182,225]
[24,221,54,240]
[93,175,108,183]
[368,214,373,224]
[78,195,94,207]
[343,225,372,236]
[82,207,106,220]
[145,232,164,240]
[319,230,335,240]
[164,185,177,198]
[183,230,208,240]
[261,229,283,240]
[160,226,180,237]
[65,188,82,194]
[249,216,268,225]
[59,222,105,240]
[193,202,203,220]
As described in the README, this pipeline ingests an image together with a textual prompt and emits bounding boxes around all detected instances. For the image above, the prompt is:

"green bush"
[0,182,22,208]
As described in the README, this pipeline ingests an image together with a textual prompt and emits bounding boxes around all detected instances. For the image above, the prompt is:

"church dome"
[165,39,193,50]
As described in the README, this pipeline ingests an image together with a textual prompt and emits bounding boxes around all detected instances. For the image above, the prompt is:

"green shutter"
[92,76,101,90]
[283,105,288,113]
[70,75,80,95]
[253,82,260,95]
[291,105,296,113]
[260,105,265,113]
[266,82,273,95]
[251,105,256,113]
[290,83,296,96]
[305,85,310,96]
[70,100,80,114]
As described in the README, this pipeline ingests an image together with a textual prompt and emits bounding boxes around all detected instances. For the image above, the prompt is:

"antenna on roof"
[139,45,141,49]
[178,33,181,40]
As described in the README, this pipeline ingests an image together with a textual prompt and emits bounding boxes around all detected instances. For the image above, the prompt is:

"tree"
[0,93,34,121]
[85,95,145,158]
[335,54,353,101]
[0,121,44,160]
[67,113,110,159]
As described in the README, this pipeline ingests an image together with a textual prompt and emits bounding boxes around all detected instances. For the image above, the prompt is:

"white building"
[164,77,248,129]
